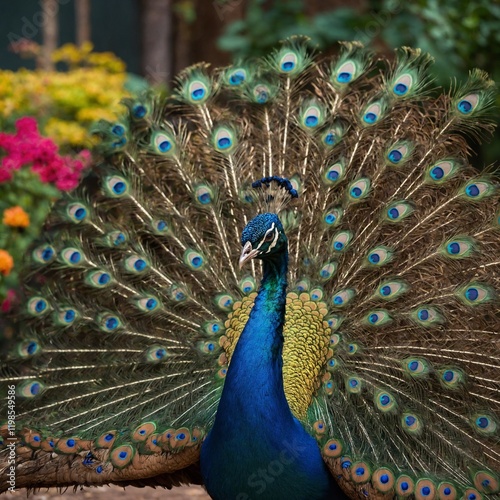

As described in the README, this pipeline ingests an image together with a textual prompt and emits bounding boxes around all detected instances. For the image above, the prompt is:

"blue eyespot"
[388,150,403,163]
[465,184,480,197]
[156,348,166,359]
[430,166,444,179]
[229,71,245,85]
[112,124,125,136]
[146,298,157,310]
[104,433,114,442]
[325,214,336,224]
[98,273,110,285]
[305,115,318,127]
[369,313,378,324]
[114,233,126,245]
[418,309,430,321]
[405,416,417,427]
[105,317,118,330]
[447,242,460,254]
[42,247,54,261]
[394,83,408,95]
[380,474,389,484]
[75,208,86,220]
[217,137,231,149]
[119,451,128,459]
[421,486,431,496]
[70,251,81,264]
[157,220,167,231]
[363,112,377,124]
[388,207,399,219]
[465,287,479,301]
[30,383,41,395]
[443,370,454,382]
[199,193,211,204]
[337,72,352,83]
[380,395,390,406]
[113,181,126,194]
[350,187,362,198]
[356,467,365,476]
[159,140,171,152]
[64,309,75,323]
[401,482,409,491]
[133,104,147,118]
[35,300,47,313]
[458,99,473,113]
[134,259,147,271]
[334,242,344,251]
[380,285,391,296]
[282,61,295,71]
[349,379,358,387]
[324,133,335,145]
[368,253,380,263]
[191,88,205,100]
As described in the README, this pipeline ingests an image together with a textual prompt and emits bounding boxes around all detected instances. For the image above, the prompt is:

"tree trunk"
[41,0,59,70]
[141,0,172,85]
[75,0,91,47]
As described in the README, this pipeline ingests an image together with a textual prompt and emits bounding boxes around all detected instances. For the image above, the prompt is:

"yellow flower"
[0,250,14,276]
[3,206,30,228]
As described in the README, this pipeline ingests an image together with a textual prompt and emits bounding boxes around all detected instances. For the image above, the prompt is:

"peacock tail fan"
[1,36,499,496]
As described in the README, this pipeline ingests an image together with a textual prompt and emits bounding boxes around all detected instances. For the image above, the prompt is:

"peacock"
[1,36,499,500]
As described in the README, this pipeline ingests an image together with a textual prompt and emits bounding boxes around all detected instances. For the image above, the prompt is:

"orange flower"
[0,249,14,276]
[3,206,30,228]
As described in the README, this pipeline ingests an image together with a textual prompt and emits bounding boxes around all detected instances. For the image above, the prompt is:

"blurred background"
[0,1,498,496]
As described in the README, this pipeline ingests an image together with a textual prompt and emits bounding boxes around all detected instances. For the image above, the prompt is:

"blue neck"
[229,250,289,386]
[201,248,343,499]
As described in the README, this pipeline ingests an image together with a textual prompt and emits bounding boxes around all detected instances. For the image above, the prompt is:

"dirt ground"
[7,485,210,499]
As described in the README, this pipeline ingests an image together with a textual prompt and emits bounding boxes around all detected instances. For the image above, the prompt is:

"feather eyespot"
[17,380,44,398]
[348,178,370,201]
[238,276,256,294]
[279,51,298,73]
[189,80,208,102]
[56,307,79,326]
[331,230,352,252]
[377,280,407,300]
[33,245,56,264]
[67,203,88,223]
[457,93,479,114]
[27,297,50,316]
[136,296,160,312]
[104,176,129,197]
[336,61,356,83]
[86,270,113,288]
[319,262,337,281]
[100,314,122,332]
[392,74,413,96]
[472,413,497,435]
[332,288,356,307]
[365,309,392,326]
[61,247,84,266]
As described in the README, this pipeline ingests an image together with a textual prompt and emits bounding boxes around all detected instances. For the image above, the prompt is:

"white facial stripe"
[266,227,279,253]
[255,222,276,252]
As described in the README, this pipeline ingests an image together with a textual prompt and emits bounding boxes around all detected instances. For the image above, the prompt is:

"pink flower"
[0,117,90,191]
[1,289,18,314]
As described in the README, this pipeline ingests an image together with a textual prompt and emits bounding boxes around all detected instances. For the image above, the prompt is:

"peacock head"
[239,213,287,268]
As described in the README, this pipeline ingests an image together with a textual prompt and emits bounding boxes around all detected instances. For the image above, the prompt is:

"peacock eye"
[265,231,275,242]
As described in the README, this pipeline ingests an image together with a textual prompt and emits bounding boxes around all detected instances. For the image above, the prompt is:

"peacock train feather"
[1,37,499,499]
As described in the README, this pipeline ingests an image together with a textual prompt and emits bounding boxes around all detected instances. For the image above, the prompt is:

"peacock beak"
[239,241,259,269]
